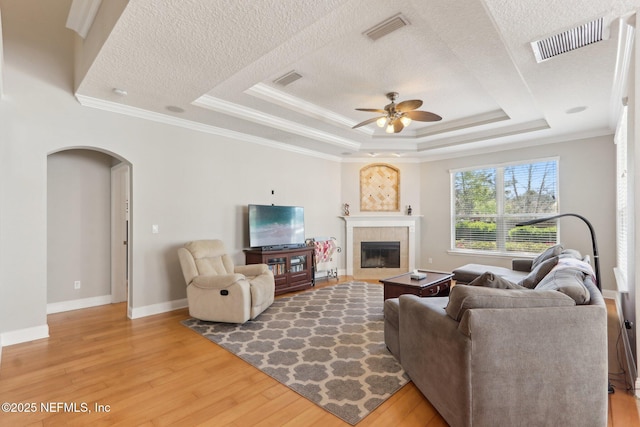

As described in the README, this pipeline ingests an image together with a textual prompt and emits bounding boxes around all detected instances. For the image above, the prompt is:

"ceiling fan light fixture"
[385,122,395,133]
[352,91,441,133]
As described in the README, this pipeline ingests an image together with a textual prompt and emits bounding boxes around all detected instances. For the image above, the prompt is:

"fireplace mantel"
[341,215,421,277]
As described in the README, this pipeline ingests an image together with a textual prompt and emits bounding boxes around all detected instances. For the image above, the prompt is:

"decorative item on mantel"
[344,203,350,216]
[407,205,412,216]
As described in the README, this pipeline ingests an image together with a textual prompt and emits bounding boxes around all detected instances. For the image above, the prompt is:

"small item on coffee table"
[410,269,427,280]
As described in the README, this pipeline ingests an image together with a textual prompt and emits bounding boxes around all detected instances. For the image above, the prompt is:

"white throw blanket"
[550,257,596,283]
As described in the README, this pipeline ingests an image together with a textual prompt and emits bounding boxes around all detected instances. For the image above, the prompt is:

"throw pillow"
[469,272,526,289]
[445,285,576,321]
[531,244,563,270]
[535,268,591,305]
[517,256,559,289]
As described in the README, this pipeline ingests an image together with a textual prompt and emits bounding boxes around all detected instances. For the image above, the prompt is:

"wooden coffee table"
[380,271,454,300]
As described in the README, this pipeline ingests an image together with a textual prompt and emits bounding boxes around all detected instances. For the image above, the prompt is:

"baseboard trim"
[47,295,112,314]
[129,298,188,319]
[1,324,49,347]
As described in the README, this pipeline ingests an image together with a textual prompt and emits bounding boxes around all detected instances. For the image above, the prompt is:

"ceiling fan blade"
[396,99,423,112]
[404,110,443,122]
[352,116,385,129]
[393,120,404,133]
[355,108,387,113]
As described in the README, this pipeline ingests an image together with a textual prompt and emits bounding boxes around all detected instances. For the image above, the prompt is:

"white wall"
[47,149,113,304]
[419,136,617,290]
[0,0,343,342]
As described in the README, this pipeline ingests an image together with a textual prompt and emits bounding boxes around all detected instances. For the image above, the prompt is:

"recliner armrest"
[512,258,533,272]
[191,273,246,289]
[235,263,269,278]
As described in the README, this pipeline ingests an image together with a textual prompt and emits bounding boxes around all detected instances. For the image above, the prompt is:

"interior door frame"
[111,162,130,306]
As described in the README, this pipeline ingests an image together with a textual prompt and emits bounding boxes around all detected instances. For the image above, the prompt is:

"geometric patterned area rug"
[181,282,409,425]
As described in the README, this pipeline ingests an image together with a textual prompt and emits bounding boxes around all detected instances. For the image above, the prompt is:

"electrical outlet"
[428,258,433,264]
[152,224,159,234]
[74,281,81,290]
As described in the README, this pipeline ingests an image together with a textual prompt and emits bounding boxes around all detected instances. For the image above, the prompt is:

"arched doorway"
[47,148,132,316]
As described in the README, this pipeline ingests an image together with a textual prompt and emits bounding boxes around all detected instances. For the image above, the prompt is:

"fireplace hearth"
[361,241,401,268]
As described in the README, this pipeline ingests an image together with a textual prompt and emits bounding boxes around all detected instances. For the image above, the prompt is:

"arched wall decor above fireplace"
[359,163,400,212]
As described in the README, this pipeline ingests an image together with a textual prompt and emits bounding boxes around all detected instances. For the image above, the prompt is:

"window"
[452,159,558,255]
[614,105,628,292]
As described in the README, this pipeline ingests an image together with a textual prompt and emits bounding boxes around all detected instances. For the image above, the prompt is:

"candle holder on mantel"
[407,205,413,216]
[343,203,350,216]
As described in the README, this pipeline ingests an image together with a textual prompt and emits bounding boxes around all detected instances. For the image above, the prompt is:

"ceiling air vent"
[364,13,410,41]
[273,71,302,87]
[531,17,604,63]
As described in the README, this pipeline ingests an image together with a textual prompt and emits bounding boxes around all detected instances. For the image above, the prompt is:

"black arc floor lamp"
[516,213,612,394]
[515,213,601,291]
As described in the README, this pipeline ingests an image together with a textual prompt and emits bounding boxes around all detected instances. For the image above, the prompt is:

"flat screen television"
[248,204,306,250]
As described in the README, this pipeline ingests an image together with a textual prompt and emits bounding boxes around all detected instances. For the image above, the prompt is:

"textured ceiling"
[72,0,640,160]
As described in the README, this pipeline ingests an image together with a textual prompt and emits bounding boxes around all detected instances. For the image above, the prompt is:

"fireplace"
[342,215,420,279]
[361,241,401,268]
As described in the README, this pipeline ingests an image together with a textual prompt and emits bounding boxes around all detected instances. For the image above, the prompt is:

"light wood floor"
[0,278,638,426]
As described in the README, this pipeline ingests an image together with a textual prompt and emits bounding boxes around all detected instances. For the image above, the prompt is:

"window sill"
[447,249,536,260]
[613,267,629,293]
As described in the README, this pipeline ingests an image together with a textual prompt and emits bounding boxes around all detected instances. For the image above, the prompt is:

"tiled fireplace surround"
[342,216,420,279]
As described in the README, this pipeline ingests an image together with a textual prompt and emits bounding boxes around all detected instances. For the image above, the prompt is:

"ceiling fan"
[352,92,442,134]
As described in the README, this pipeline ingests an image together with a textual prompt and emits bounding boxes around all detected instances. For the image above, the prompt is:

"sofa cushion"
[531,244,563,270]
[445,285,576,321]
[469,272,526,289]
[452,264,528,284]
[517,256,559,289]
[532,244,564,267]
[535,267,591,304]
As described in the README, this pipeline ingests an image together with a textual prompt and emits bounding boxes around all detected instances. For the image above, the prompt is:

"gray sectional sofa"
[384,246,608,427]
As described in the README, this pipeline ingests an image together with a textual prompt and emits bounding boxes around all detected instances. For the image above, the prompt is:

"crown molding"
[417,118,550,151]
[75,95,342,162]
[246,83,373,135]
[65,0,102,38]
[362,119,550,159]
[340,155,422,164]
[416,126,614,162]
[193,94,361,150]
[73,95,611,164]
[413,109,510,138]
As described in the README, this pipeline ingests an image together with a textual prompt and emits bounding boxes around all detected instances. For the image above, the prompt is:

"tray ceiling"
[71,0,640,160]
